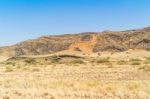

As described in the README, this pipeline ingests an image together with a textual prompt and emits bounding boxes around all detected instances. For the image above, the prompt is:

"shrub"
[50,55,60,63]
[117,60,127,65]
[96,57,110,63]
[107,63,113,68]
[5,61,16,66]
[130,58,141,61]
[70,59,85,64]
[130,58,142,65]
[138,65,150,71]
[22,67,29,71]
[97,53,101,56]
[16,65,21,69]
[5,66,13,72]
[24,59,36,64]
[144,60,150,64]
[32,68,40,72]
[131,62,141,65]
[144,57,150,60]
[3,96,10,99]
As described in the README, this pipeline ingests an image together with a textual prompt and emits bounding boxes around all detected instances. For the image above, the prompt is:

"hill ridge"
[0,27,150,56]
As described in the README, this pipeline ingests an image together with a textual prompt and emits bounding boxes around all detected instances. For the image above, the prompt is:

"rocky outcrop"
[1,27,150,56]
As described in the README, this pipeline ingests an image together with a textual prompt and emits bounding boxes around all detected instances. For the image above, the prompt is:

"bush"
[144,60,150,64]
[70,59,85,64]
[130,58,141,61]
[130,58,142,65]
[96,57,110,63]
[117,60,127,65]
[3,96,10,99]
[144,57,150,60]
[131,62,141,65]
[138,65,150,71]
[50,55,61,63]
[32,68,40,72]
[5,66,13,72]
[5,61,16,66]
[107,63,113,68]
[24,59,36,64]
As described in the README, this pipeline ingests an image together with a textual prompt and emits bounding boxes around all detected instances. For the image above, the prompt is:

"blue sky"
[0,0,150,46]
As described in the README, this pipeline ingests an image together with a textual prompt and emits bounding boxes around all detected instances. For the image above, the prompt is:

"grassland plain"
[0,50,149,99]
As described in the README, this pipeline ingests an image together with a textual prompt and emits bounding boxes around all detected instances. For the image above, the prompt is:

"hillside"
[0,27,150,99]
[1,27,150,56]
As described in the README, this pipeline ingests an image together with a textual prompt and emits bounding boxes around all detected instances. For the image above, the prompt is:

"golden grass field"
[0,50,150,99]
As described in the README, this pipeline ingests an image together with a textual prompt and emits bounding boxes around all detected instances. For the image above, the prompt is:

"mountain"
[1,27,150,57]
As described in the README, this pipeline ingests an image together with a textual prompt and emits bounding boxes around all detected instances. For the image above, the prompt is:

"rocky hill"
[1,27,150,56]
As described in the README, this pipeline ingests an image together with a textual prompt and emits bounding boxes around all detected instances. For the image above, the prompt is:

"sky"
[0,0,150,46]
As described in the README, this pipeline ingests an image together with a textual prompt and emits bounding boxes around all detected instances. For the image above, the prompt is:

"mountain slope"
[1,27,150,56]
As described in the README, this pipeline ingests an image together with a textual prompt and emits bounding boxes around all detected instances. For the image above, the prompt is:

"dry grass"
[138,65,150,71]
[0,50,150,98]
[117,60,128,65]
[96,57,110,63]
[131,62,141,65]
[5,66,13,72]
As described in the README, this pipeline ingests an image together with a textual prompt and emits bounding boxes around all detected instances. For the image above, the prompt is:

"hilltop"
[0,27,150,57]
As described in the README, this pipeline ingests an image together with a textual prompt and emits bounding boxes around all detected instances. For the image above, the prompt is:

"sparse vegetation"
[3,96,10,99]
[5,61,16,66]
[130,58,141,62]
[24,58,36,64]
[96,57,110,63]
[131,62,141,65]
[117,60,127,65]
[144,57,150,60]
[138,65,150,71]
[32,68,40,72]
[144,60,150,64]
[107,63,113,68]
[5,66,13,72]
[70,59,85,64]
[16,65,21,69]
[0,50,150,98]
[129,58,142,65]
[144,61,150,64]
[50,55,61,63]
